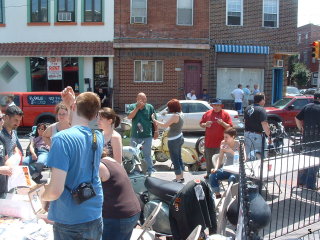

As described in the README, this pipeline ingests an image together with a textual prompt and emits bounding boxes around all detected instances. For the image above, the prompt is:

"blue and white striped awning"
[215,44,270,55]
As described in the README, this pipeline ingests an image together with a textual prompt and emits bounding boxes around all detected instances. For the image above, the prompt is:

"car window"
[287,86,301,95]
[292,99,309,110]
[181,103,188,113]
[188,103,209,113]
[272,98,292,109]
[0,94,20,107]
[27,95,62,105]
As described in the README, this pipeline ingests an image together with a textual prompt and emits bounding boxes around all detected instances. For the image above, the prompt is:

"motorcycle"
[152,131,206,171]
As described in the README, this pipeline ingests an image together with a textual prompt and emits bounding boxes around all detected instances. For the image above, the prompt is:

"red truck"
[265,96,314,132]
[0,92,62,127]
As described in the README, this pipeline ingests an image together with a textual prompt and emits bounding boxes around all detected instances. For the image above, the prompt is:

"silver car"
[156,100,243,132]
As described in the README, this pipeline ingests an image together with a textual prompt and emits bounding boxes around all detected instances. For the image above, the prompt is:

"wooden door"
[184,62,202,99]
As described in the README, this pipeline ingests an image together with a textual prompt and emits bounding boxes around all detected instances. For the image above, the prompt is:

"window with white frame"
[263,0,278,28]
[131,0,147,24]
[134,60,163,82]
[58,0,75,22]
[0,0,3,24]
[84,0,102,22]
[177,0,193,26]
[227,0,242,26]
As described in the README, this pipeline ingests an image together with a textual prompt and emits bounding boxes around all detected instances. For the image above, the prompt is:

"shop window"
[0,62,18,83]
[94,57,109,91]
[0,0,3,24]
[263,0,278,28]
[31,0,48,22]
[130,0,147,24]
[226,0,242,26]
[84,0,102,22]
[57,0,75,22]
[177,0,193,26]
[134,60,163,82]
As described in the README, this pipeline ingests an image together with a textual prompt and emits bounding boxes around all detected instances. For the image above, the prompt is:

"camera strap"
[65,129,97,193]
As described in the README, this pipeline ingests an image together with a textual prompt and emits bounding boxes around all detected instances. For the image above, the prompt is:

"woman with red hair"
[152,99,185,182]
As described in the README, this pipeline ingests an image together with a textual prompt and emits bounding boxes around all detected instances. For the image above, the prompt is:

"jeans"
[168,136,184,175]
[209,169,237,193]
[235,102,242,114]
[22,149,48,177]
[53,217,103,240]
[131,137,154,174]
[102,213,140,240]
[204,147,220,176]
[244,131,267,160]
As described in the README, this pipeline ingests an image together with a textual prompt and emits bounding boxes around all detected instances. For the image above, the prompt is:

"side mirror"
[287,105,294,110]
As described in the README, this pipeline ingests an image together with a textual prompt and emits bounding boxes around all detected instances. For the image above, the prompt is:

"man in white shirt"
[186,90,197,100]
[231,84,244,114]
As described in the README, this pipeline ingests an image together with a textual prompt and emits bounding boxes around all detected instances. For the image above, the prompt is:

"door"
[184,62,202,99]
[272,69,284,104]
[285,98,309,127]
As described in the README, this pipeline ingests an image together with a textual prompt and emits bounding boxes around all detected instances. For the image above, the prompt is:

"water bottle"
[233,150,239,165]
[137,122,144,133]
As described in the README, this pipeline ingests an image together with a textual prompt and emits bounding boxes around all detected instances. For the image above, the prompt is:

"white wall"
[83,57,93,91]
[0,57,27,92]
[0,0,114,43]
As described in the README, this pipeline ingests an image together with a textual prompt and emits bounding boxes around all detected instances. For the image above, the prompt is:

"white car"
[156,100,243,132]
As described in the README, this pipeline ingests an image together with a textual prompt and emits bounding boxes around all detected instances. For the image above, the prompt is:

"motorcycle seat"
[145,177,184,202]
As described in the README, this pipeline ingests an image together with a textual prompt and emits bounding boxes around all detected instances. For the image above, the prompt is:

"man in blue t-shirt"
[42,87,104,240]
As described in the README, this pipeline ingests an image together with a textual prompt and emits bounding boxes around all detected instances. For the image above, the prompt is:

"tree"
[290,63,311,88]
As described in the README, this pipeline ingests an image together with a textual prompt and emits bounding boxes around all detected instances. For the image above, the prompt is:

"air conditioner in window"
[276,59,284,67]
[131,16,146,24]
[58,12,72,22]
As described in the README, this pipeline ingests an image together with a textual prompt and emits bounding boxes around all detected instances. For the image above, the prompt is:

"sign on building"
[47,57,62,80]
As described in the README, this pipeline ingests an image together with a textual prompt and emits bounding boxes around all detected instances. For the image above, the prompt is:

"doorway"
[272,68,284,104]
[184,61,202,98]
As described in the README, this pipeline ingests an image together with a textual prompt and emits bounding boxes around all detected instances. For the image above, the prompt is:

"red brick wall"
[113,48,209,111]
[114,0,210,44]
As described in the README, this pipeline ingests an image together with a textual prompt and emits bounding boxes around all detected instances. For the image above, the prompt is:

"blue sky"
[298,0,320,27]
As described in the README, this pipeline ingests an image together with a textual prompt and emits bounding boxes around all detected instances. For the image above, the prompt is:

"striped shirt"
[0,127,23,157]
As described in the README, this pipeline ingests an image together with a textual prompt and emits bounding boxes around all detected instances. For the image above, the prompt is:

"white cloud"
[298,0,320,26]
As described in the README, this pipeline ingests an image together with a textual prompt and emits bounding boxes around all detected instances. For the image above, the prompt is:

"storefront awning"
[215,44,269,55]
[0,41,114,57]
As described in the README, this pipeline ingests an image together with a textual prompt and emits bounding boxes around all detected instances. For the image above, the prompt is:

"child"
[23,123,50,182]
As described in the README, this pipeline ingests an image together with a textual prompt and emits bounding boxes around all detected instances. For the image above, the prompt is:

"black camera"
[71,182,96,204]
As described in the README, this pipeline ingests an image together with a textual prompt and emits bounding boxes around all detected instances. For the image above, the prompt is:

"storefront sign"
[47,57,62,80]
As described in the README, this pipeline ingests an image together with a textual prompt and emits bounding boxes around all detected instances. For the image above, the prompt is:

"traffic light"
[311,41,320,60]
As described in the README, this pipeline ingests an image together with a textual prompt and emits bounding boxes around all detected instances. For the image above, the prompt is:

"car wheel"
[195,136,205,155]
[268,119,280,136]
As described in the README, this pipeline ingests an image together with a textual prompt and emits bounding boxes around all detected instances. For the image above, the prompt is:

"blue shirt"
[47,126,104,224]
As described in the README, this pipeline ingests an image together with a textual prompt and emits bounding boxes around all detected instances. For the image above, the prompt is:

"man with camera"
[42,87,104,240]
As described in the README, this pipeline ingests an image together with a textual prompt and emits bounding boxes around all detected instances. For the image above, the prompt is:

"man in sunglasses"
[0,109,12,199]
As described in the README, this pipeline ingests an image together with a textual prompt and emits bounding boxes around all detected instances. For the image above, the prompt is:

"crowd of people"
[0,87,319,240]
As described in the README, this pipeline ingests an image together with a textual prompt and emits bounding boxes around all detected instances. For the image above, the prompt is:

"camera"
[71,182,96,204]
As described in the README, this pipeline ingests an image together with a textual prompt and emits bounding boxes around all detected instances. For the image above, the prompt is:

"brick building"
[297,23,320,86]
[113,0,210,111]
[210,0,298,105]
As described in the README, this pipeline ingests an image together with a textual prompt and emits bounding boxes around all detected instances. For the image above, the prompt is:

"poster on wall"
[47,57,62,80]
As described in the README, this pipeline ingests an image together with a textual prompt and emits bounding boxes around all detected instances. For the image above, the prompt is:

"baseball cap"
[209,98,223,105]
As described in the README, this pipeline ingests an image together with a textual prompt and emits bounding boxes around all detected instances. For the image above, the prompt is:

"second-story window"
[58,0,75,22]
[177,0,193,26]
[0,0,3,24]
[263,0,278,28]
[31,0,48,22]
[130,0,147,24]
[227,0,242,26]
[84,0,102,22]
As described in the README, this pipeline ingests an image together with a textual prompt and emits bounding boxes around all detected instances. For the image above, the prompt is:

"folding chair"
[186,225,202,240]
[131,202,163,240]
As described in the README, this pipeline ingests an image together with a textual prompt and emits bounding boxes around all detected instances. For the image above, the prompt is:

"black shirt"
[244,104,268,133]
[296,102,320,143]
[0,138,8,194]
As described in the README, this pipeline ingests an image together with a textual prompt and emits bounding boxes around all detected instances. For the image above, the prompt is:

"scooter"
[152,131,205,171]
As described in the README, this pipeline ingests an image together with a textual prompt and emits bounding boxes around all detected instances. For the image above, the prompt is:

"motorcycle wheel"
[154,151,169,162]
[195,136,205,155]
[268,119,280,136]
[188,163,199,172]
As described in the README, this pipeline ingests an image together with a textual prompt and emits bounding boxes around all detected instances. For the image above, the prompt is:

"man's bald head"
[137,92,147,103]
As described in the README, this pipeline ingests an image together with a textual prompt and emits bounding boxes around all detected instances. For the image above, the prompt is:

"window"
[84,0,102,22]
[263,0,278,28]
[57,0,75,22]
[292,99,309,110]
[298,34,301,44]
[0,0,3,24]
[134,60,163,82]
[31,0,48,22]
[188,103,209,113]
[0,62,18,83]
[130,0,147,24]
[226,0,242,26]
[177,0,193,26]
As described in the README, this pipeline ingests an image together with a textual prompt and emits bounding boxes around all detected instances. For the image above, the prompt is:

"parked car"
[0,92,62,127]
[265,96,314,133]
[285,86,303,97]
[304,88,317,96]
[156,100,243,132]
[299,89,307,95]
